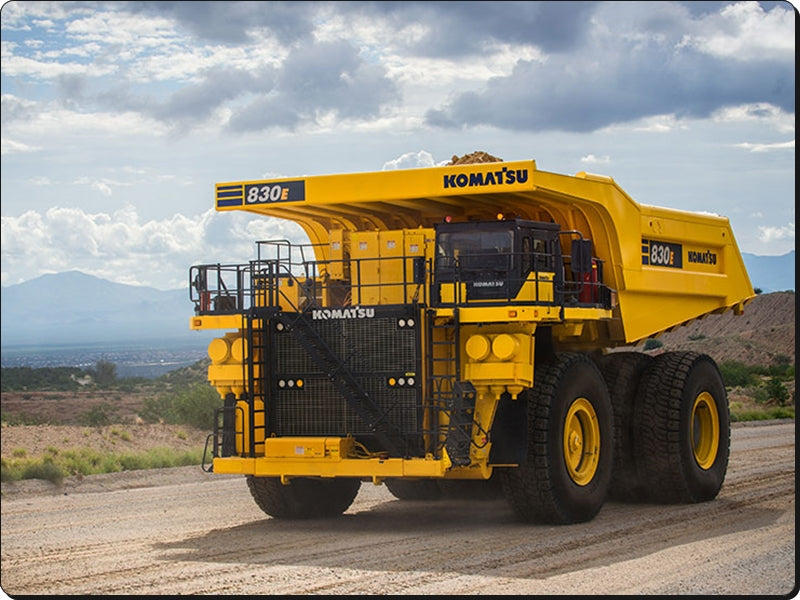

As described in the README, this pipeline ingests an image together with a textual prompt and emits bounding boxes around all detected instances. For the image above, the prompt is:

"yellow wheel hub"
[691,392,720,470]
[563,397,600,486]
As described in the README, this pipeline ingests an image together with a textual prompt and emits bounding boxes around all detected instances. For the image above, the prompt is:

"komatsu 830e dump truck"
[190,157,754,524]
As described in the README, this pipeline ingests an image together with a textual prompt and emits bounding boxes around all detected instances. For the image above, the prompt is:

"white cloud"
[93,181,113,196]
[733,140,795,153]
[0,1,86,29]
[382,151,439,170]
[758,222,795,243]
[678,1,795,61]
[0,137,40,155]
[0,205,308,290]
[580,154,610,165]
[713,103,795,134]
[64,11,179,48]
[4,103,171,142]
[0,51,118,79]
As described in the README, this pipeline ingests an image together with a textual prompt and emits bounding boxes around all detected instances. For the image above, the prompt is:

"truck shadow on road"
[153,494,788,580]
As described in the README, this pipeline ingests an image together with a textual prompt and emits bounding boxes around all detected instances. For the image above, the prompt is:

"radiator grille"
[273,316,417,372]
[269,309,421,452]
[274,380,418,436]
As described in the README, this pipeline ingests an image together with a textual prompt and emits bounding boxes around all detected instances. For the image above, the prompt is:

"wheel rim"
[563,397,600,486]
[691,391,720,470]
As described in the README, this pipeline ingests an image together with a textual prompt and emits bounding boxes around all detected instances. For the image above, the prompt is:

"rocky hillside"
[636,291,795,366]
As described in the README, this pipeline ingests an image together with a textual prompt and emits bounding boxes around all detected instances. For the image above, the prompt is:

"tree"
[91,360,117,386]
[765,377,790,406]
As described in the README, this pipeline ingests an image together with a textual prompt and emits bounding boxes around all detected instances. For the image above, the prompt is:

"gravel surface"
[1,421,795,596]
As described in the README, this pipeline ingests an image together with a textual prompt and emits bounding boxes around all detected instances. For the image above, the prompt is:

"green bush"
[87,360,117,386]
[23,459,66,485]
[643,338,663,350]
[765,377,790,406]
[140,383,221,430]
[718,361,758,388]
[79,403,119,426]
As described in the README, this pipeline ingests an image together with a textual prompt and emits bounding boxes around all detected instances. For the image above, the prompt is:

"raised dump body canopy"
[214,159,754,345]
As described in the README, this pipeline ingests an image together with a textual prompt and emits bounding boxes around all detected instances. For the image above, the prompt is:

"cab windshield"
[436,229,513,272]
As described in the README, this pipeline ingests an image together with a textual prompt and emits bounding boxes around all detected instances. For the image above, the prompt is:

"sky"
[1,0,795,291]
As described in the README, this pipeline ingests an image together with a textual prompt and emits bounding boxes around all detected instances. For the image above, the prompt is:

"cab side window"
[521,236,532,273]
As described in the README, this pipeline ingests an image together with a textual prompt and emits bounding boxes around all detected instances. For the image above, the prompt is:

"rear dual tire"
[498,350,729,524]
[633,351,730,503]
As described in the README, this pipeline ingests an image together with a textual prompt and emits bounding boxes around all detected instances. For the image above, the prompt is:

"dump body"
[210,160,753,345]
[190,159,753,522]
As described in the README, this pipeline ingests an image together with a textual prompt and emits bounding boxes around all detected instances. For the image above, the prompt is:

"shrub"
[751,386,770,405]
[79,403,118,426]
[23,458,65,485]
[765,377,790,406]
[643,338,663,350]
[718,361,757,388]
[88,360,117,386]
[140,383,221,430]
[767,355,794,378]
[110,427,132,441]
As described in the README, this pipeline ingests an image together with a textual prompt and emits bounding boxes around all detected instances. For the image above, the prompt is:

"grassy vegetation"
[730,406,795,422]
[1,447,204,485]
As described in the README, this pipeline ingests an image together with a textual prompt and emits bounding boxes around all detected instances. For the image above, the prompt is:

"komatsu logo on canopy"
[443,166,529,189]
[311,307,376,320]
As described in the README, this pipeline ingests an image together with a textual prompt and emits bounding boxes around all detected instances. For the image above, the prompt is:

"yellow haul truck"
[190,159,754,524]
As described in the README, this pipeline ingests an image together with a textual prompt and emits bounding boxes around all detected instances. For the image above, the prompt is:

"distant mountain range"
[1,271,216,349]
[741,251,795,293]
[0,251,794,349]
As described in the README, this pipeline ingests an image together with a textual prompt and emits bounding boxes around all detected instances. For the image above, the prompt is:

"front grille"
[268,307,422,454]
[274,379,418,436]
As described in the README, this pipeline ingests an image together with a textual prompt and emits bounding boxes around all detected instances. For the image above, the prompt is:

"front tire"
[500,353,613,524]
[246,476,361,519]
[633,352,730,503]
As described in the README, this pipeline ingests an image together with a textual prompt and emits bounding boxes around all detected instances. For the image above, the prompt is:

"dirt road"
[1,421,795,596]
